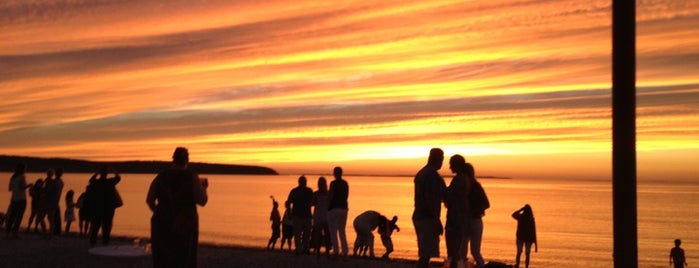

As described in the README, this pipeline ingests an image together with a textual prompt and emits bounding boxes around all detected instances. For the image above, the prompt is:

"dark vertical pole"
[612,0,637,267]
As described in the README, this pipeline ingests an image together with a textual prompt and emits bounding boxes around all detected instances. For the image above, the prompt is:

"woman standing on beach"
[147,147,208,268]
[512,204,537,268]
[6,163,29,239]
[445,155,470,268]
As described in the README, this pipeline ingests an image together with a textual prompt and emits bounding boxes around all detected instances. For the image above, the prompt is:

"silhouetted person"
[26,178,44,233]
[413,148,446,268]
[37,169,55,237]
[64,190,76,234]
[281,202,294,251]
[327,166,350,259]
[76,187,91,236]
[466,162,489,268]
[51,168,65,235]
[267,197,281,250]
[445,154,470,268]
[670,239,688,268]
[42,168,63,238]
[352,210,383,258]
[147,147,208,268]
[311,176,331,257]
[286,175,314,255]
[512,204,537,268]
[88,166,121,246]
[6,163,29,239]
[379,215,400,260]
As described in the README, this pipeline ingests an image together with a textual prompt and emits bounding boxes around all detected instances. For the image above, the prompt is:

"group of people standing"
[413,148,537,268]
[267,166,402,261]
[268,167,352,259]
[4,163,123,246]
[6,164,66,239]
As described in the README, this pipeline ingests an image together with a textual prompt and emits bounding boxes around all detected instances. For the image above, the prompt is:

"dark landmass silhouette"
[0,155,278,175]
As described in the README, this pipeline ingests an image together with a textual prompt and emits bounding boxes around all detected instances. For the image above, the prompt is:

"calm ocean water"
[1,172,697,267]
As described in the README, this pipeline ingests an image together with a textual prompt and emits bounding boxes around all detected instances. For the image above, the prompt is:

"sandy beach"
[0,232,421,268]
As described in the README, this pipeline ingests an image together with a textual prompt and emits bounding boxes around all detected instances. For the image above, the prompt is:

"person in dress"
[147,147,208,268]
[311,176,331,257]
[512,204,537,268]
[64,190,76,234]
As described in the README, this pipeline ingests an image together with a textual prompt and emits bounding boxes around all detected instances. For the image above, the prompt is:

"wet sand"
[0,232,423,267]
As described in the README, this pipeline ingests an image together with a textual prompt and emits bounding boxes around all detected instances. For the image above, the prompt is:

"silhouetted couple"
[413,148,490,268]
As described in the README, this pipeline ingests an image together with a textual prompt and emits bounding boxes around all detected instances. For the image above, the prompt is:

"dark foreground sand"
[0,232,423,268]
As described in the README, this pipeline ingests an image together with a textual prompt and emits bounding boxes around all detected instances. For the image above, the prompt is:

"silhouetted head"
[333,166,343,179]
[173,147,190,167]
[675,239,681,247]
[46,168,54,179]
[522,204,533,218]
[66,190,74,199]
[14,163,26,176]
[98,165,109,178]
[35,178,43,187]
[55,167,64,178]
[273,200,279,208]
[427,148,444,170]
[449,154,467,174]
[298,175,307,187]
[317,176,328,192]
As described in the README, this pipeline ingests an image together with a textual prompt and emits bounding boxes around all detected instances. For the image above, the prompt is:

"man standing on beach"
[413,148,446,268]
[286,175,314,255]
[327,166,349,258]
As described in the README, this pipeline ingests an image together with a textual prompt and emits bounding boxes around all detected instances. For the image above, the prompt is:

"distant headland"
[0,155,278,175]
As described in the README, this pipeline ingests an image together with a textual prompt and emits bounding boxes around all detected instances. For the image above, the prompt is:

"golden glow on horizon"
[1,0,698,179]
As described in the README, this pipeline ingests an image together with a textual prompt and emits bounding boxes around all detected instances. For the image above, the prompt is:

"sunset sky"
[1,0,698,180]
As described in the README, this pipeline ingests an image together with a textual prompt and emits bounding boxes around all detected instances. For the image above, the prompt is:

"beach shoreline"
[0,231,422,268]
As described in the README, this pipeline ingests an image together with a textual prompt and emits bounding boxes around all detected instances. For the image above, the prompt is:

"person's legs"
[327,209,340,255]
[469,218,484,267]
[102,209,115,244]
[89,214,102,246]
[515,239,524,268]
[301,218,312,253]
[337,209,349,255]
[292,216,303,254]
[524,241,532,268]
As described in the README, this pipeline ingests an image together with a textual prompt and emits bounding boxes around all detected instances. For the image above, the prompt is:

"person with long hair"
[445,155,470,268]
[512,204,537,268]
[311,176,331,257]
